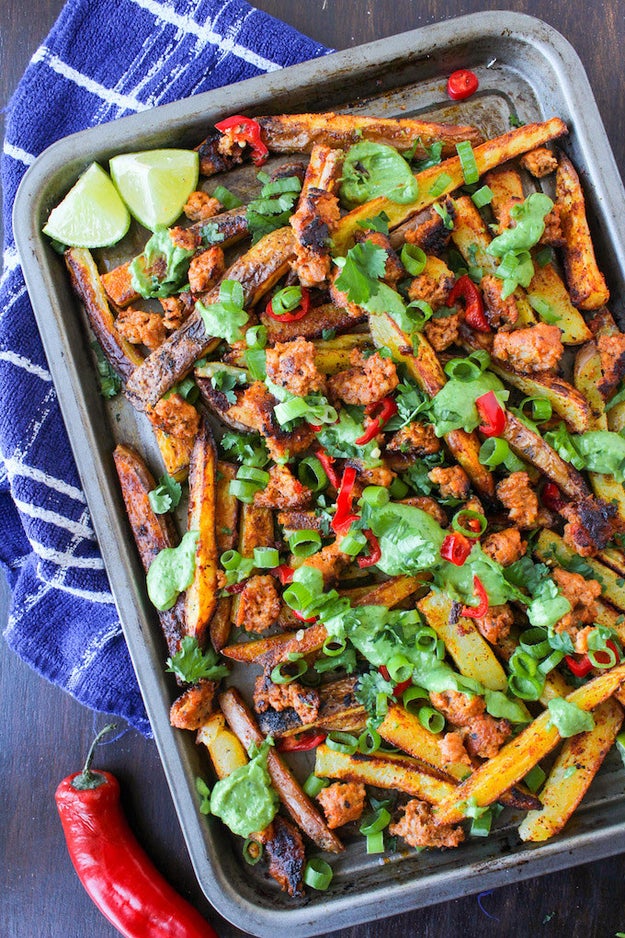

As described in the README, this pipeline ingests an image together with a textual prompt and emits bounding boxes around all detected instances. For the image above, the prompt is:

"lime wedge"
[43,162,131,248]
[109,149,199,231]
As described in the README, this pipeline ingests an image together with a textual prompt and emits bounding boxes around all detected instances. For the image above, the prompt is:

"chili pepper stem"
[72,723,117,791]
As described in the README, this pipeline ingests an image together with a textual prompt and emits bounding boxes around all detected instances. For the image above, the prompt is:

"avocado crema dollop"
[209,739,278,838]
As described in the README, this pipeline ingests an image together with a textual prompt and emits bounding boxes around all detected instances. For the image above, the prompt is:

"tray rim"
[13,10,625,936]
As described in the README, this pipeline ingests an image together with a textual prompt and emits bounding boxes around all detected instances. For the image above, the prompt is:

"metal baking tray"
[13,10,625,936]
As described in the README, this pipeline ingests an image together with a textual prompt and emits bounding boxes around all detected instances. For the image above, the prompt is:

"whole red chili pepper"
[448,274,490,333]
[357,530,382,569]
[277,731,327,752]
[331,466,359,535]
[446,69,479,101]
[476,390,507,437]
[55,726,218,938]
[440,532,472,567]
[214,114,268,166]
[461,575,489,619]
[265,287,310,322]
[315,447,341,489]
[355,397,398,445]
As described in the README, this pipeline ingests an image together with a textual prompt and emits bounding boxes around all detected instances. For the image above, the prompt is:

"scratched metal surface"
[12,12,625,936]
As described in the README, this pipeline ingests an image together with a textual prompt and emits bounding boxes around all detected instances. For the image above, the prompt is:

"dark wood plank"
[3,2,625,937]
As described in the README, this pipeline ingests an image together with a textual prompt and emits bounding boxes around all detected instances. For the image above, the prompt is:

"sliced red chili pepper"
[476,390,507,437]
[273,564,294,585]
[461,575,489,619]
[225,580,247,594]
[315,446,341,489]
[357,530,381,569]
[446,69,479,101]
[564,654,593,678]
[214,114,268,166]
[331,466,359,535]
[55,726,217,938]
[292,608,317,623]
[448,274,490,333]
[440,532,472,567]
[355,396,398,445]
[542,482,565,513]
[379,666,412,699]
[277,731,327,752]
[265,286,310,322]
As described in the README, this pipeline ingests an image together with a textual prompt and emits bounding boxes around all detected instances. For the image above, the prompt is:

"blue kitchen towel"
[0,0,329,735]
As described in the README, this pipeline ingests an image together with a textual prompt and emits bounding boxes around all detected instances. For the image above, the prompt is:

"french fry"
[574,341,609,430]
[314,744,457,805]
[502,412,589,500]
[209,598,232,653]
[125,226,297,409]
[196,711,248,779]
[434,663,625,825]
[368,307,494,496]
[219,688,343,853]
[333,118,568,253]
[258,676,367,738]
[535,529,625,612]
[417,590,508,692]
[556,151,610,310]
[489,364,591,434]
[518,697,623,842]
[215,461,239,553]
[185,420,219,648]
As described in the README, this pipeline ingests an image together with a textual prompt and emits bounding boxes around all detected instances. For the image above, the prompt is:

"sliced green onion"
[220,549,241,570]
[326,731,359,755]
[418,705,445,734]
[429,173,453,198]
[519,627,551,659]
[360,485,390,508]
[402,686,429,713]
[339,529,368,557]
[298,456,328,493]
[288,529,322,558]
[304,774,330,798]
[246,324,267,349]
[401,243,427,276]
[253,547,280,568]
[471,185,494,208]
[322,636,347,657]
[414,626,438,654]
[538,649,565,675]
[508,672,544,701]
[273,397,311,426]
[523,764,547,794]
[470,808,493,838]
[282,581,312,611]
[452,508,487,538]
[365,831,385,853]
[358,726,382,755]
[503,448,526,473]
[510,650,539,679]
[213,184,243,210]
[304,858,333,891]
[229,479,261,503]
[535,246,554,268]
[406,299,434,331]
[242,838,263,865]
[444,357,481,382]
[528,294,559,324]
[270,659,308,684]
[386,654,413,684]
[270,285,303,315]
[360,807,391,835]
[479,437,510,467]
[519,396,553,423]
[237,465,270,485]
[588,645,617,669]
[456,141,479,185]
[389,477,410,499]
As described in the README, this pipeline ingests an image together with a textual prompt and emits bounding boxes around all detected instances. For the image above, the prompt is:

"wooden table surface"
[3,2,625,936]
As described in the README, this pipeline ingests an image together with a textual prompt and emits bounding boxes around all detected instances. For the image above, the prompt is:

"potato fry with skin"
[209,598,232,653]
[434,663,625,825]
[488,364,592,434]
[314,745,457,805]
[229,501,274,624]
[574,341,609,430]
[215,462,239,553]
[535,530,625,612]
[219,688,343,853]
[502,412,589,500]
[518,698,623,842]
[185,420,219,648]
[332,117,568,253]
[196,711,248,779]
[556,150,610,310]
[417,590,509,692]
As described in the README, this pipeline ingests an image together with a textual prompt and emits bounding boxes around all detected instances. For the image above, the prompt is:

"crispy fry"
[535,530,625,612]
[556,151,610,310]
[185,420,219,647]
[219,688,343,853]
[196,711,248,779]
[502,412,589,500]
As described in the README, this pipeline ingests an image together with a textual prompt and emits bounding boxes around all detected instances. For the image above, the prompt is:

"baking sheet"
[13,11,625,936]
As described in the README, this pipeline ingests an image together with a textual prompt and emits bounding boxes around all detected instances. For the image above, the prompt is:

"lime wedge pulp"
[43,162,131,248]
[109,149,200,231]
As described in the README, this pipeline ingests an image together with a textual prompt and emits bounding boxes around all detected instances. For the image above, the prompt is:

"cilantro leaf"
[211,368,245,404]
[221,431,269,468]
[148,473,182,514]
[166,636,230,684]
[355,670,395,718]
[334,241,387,305]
